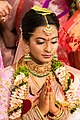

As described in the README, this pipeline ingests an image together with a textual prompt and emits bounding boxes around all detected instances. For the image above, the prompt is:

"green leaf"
[51,60,63,72]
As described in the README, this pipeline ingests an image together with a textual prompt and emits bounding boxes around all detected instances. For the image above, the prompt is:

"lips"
[42,54,52,58]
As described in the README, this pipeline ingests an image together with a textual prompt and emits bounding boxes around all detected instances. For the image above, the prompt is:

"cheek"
[30,45,42,56]
[52,43,58,52]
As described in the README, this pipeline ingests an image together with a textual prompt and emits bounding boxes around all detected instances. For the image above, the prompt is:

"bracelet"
[56,108,63,118]
[48,108,64,120]
[34,106,45,120]
[53,108,60,115]
[55,100,60,108]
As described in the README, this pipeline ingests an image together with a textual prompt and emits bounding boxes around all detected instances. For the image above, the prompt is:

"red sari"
[59,10,80,69]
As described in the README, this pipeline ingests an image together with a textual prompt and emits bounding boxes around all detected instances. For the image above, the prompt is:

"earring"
[24,53,31,61]
[53,53,58,60]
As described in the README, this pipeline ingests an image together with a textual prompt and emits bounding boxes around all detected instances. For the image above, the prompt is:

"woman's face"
[28,25,58,64]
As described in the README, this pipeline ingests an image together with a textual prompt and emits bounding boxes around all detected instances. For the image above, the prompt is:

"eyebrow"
[36,36,58,41]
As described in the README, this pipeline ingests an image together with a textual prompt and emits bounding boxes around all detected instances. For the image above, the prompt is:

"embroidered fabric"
[0,66,14,120]
[0,64,80,119]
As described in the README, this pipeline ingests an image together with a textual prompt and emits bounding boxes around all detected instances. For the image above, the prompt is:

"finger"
[3,15,9,22]
[42,82,47,92]
[40,83,48,98]
[0,15,8,22]
[3,7,10,15]
[46,76,51,86]
[0,16,5,22]
[49,87,55,100]
[0,2,12,16]
[0,12,2,16]
[3,2,12,16]
[44,90,49,99]
[0,9,6,16]
[5,1,12,11]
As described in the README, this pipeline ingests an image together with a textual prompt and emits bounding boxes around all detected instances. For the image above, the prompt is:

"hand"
[48,77,60,115]
[0,1,12,22]
[38,81,49,115]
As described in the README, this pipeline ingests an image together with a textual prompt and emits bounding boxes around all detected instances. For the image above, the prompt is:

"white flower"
[14,72,25,85]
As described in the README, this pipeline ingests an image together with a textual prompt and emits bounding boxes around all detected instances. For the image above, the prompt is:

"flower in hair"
[32,5,51,15]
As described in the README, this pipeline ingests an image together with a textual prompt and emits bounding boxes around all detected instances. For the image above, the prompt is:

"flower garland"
[8,59,80,119]
[52,60,80,113]
[8,66,29,119]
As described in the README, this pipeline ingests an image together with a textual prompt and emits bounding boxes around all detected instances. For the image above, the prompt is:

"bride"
[0,6,80,120]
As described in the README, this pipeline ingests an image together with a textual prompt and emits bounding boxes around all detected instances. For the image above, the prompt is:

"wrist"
[50,105,60,115]
[48,108,64,120]
[38,105,47,116]
[50,107,60,115]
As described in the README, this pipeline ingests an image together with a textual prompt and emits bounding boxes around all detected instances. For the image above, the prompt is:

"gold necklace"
[30,74,42,89]
[29,74,45,89]
[25,59,52,78]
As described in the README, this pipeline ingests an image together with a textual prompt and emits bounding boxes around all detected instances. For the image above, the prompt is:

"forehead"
[31,25,58,38]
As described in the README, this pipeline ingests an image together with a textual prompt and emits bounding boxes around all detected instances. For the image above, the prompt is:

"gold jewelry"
[48,108,64,120]
[32,5,54,36]
[25,58,51,78]
[32,5,51,15]
[30,74,41,89]
[43,16,54,36]
[34,106,45,120]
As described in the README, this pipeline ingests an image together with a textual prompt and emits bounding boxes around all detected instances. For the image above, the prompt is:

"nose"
[44,42,51,53]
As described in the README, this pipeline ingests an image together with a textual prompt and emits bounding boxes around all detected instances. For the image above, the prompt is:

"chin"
[32,57,52,64]
[40,58,52,64]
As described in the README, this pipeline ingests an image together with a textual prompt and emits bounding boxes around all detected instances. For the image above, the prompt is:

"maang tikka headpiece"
[32,5,54,36]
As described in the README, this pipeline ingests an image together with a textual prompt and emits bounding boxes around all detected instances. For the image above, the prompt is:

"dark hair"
[22,9,59,41]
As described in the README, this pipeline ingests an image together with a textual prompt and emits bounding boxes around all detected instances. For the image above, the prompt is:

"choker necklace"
[29,70,50,78]
[24,58,51,78]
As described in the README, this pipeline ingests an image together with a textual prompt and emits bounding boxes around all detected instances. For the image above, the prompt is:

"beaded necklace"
[29,70,50,78]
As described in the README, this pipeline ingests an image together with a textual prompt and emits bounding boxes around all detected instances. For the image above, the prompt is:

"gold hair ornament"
[43,16,54,36]
[32,5,54,36]
[32,5,51,15]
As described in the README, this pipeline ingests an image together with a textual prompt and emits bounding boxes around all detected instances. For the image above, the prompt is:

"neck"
[24,56,52,78]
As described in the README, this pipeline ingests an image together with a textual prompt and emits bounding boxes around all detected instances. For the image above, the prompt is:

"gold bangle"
[48,108,64,120]
[56,108,63,118]
[34,106,45,120]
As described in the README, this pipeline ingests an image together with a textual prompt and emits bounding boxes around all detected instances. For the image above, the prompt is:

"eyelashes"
[51,41,58,44]
[36,41,58,45]
[36,37,58,45]
[36,41,44,44]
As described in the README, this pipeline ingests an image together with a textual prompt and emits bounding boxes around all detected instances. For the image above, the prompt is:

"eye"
[51,38,58,44]
[51,41,57,44]
[36,41,44,44]
[36,39,45,44]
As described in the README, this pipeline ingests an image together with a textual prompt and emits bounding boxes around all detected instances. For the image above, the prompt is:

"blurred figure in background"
[59,0,80,70]
[0,0,33,67]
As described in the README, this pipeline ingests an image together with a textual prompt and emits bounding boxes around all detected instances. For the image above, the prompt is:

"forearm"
[22,106,45,120]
